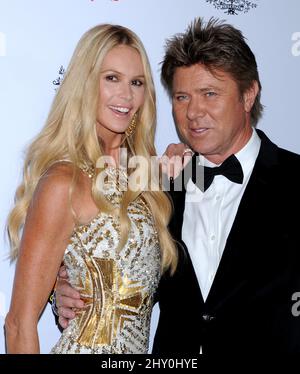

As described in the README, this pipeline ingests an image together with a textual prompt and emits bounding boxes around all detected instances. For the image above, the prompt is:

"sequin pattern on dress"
[51,167,161,354]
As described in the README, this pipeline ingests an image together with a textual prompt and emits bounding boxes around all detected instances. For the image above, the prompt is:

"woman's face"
[96,44,146,146]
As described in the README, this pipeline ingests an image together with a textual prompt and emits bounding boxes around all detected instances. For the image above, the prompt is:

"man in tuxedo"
[53,18,300,353]
[152,17,300,354]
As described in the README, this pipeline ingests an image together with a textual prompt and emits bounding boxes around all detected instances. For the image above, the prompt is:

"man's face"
[172,64,256,164]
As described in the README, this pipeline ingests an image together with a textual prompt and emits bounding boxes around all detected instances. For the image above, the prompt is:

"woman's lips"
[109,105,131,116]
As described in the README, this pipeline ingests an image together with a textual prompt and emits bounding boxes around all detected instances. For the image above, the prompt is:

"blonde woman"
[5,24,177,354]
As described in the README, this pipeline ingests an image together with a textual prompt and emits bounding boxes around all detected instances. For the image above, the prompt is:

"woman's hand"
[160,143,194,179]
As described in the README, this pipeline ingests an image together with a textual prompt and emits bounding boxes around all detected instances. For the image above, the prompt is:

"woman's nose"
[119,82,133,101]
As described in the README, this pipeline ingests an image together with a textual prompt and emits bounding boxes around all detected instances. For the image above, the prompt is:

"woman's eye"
[132,80,144,87]
[106,75,118,82]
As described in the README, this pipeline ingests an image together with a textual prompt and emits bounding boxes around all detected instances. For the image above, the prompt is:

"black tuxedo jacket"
[153,130,300,354]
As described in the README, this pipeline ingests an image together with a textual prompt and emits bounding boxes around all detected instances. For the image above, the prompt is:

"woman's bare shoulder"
[38,161,98,225]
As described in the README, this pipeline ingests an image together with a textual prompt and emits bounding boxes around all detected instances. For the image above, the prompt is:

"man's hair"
[161,17,263,126]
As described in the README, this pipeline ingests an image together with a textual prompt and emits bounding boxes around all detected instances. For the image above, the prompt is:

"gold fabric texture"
[51,167,160,354]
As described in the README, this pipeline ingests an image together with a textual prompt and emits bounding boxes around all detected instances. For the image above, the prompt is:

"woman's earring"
[125,112,138,137]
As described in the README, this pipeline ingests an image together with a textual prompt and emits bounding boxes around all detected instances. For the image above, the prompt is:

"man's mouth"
[189,128,209,134]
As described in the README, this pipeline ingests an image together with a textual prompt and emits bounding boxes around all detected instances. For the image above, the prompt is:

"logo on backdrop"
[53,65,65,91]
[206,0,258,15]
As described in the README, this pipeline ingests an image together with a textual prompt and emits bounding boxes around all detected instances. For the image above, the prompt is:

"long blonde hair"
[7,24,177,274]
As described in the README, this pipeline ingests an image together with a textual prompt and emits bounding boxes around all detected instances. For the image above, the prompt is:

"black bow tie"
[191,154,244,192]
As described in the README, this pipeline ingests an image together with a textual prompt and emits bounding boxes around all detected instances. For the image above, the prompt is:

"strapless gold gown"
[51,167,160,354]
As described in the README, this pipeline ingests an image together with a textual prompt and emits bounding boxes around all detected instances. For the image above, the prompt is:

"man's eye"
[132,80,144,87]
[106,75,118,82]
[175,95,187,101]
[205,91,216,97]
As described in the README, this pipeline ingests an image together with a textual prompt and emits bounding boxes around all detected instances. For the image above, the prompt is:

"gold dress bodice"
[51,167,161,354]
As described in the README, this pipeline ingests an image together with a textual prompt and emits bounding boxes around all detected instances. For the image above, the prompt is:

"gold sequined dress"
[51,166,161,354]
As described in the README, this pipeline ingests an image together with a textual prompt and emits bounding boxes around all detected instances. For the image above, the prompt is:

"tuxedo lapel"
[205,130,279,308]
[168,189,186,241]
[168,172,205,304]
[169,152,201,239]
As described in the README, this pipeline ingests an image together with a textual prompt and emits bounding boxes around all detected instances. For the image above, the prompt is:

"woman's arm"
[5,165,76,353]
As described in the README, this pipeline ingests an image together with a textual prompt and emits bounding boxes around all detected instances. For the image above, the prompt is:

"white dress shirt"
[182,129,261,301]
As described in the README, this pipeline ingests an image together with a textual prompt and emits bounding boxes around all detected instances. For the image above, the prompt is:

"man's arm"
[54,265,84,329]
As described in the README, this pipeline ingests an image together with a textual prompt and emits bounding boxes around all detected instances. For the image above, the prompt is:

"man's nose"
[186,97,205,120]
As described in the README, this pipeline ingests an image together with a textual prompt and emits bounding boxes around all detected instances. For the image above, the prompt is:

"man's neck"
[204,127,253,165]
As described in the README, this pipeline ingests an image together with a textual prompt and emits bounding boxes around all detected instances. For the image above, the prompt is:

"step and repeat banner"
[0,0,299,353]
